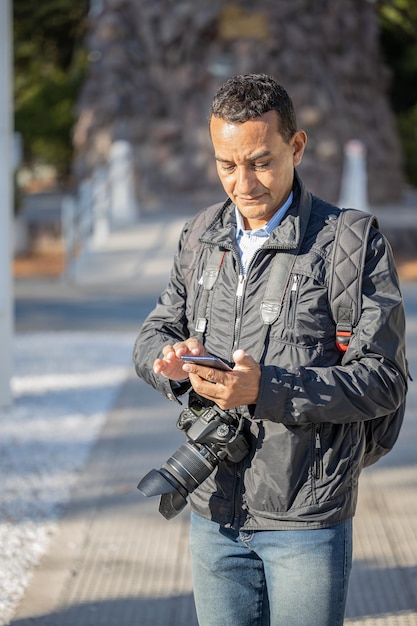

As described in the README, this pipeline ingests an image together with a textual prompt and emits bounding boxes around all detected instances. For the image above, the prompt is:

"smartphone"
[180,355,232,371]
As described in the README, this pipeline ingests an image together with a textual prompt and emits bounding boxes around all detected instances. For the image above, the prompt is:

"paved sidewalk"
[9,372,198,626]
[9,296,417,625]
[8,207,417,625]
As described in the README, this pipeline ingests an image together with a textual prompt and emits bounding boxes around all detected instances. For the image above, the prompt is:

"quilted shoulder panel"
[329,209,377,327]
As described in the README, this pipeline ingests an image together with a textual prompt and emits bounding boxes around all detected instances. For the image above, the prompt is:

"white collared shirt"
[235,191,293,274]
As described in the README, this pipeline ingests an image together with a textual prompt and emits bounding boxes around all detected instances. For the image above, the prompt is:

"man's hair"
[209,74,297,143]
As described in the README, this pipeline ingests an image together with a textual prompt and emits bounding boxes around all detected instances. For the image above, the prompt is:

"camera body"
[137,396,250,519]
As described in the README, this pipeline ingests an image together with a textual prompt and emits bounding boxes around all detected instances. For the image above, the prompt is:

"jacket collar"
[200,170,312,251]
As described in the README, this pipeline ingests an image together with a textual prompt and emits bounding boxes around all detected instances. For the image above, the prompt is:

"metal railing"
[61,141,138,280]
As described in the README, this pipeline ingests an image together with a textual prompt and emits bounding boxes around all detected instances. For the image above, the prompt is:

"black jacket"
[134,174,407,530]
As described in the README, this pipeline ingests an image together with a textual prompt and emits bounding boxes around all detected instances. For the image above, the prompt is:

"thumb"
[233,349,258,370]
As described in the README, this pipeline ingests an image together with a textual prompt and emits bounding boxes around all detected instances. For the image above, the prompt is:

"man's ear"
[292,130,307,167]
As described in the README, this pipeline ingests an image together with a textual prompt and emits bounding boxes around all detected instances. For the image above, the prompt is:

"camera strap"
[256,197,311,361]
[259,250,298,325]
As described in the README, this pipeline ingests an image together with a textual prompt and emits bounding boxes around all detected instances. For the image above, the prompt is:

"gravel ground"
[0,331,136,626]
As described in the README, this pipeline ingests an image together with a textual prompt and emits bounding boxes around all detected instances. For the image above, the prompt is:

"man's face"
[210,110,306,230]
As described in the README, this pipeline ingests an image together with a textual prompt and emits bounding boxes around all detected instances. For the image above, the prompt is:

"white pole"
[0,0,14,407]
[109,140,139,228]
[338,139,370,213]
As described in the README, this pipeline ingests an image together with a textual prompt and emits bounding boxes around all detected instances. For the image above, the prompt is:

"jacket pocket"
[275,271,334,348]
[190,278,208,335]
[244,422,315,514]
[310,422,363,508]
[310,424,323,506]
[286,274,300,329]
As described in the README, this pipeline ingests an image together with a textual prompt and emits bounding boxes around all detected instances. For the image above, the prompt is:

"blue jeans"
[189,512,352,626]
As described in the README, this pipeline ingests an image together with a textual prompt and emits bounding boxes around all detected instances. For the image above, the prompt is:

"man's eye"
[221,164,235,172]
[254,162,269,170]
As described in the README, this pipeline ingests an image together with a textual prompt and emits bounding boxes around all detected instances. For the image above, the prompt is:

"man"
[133,74,407,625]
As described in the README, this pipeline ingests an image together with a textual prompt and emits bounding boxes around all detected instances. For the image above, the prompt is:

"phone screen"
[180,355,232,371]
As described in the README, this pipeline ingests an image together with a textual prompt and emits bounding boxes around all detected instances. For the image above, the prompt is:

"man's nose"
[236,167,257,194]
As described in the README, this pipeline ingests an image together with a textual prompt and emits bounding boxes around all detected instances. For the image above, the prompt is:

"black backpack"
[179,203,406,467]
[329,209,406,466]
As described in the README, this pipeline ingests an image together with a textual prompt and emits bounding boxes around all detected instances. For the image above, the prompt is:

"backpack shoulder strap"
[260,198,312,325]
[179,200,225,286]
[329,208,379,352]
[179,200,228,341]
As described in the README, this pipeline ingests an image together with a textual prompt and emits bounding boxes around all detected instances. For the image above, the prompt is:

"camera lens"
[164,441,218,490]
[138,441,218,519]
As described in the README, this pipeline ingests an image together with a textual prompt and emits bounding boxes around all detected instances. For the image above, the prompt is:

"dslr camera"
[137,393,250,520]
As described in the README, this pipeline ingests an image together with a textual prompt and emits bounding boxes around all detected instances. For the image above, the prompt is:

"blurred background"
[2,2,417,625]
[11,0,417,277]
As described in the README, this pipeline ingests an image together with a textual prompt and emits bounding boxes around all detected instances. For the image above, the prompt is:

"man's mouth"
[238,194,265,203]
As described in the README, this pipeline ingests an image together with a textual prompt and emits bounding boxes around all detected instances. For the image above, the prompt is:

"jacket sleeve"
[255,228,408,425]
[133,223,192,403]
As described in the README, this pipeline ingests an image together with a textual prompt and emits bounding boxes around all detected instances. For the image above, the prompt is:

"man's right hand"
[153,338,209,381]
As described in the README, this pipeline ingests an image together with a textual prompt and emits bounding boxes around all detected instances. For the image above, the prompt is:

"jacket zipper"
[230,267,246,527]
[230,463,243,529]
[315,425,322,479]
[287,274,300,329]
[232,273,246,352]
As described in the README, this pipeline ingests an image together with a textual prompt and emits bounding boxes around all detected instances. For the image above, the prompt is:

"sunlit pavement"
[5,209,417,626]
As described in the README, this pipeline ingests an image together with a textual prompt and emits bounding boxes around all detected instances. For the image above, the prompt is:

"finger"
[232,349,257,370]
[153,358,171,374]
[185,337,206,353]
[188,373,221,400]
[162,345,176,358]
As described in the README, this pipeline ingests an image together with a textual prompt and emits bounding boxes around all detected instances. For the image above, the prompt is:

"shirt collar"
[235,191,293,237]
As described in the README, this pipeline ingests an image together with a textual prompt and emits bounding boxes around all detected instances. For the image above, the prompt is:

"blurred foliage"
[13,0,89,182]
[379,0,417,37]
[379,0,417,186]
[397,105,417,186]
